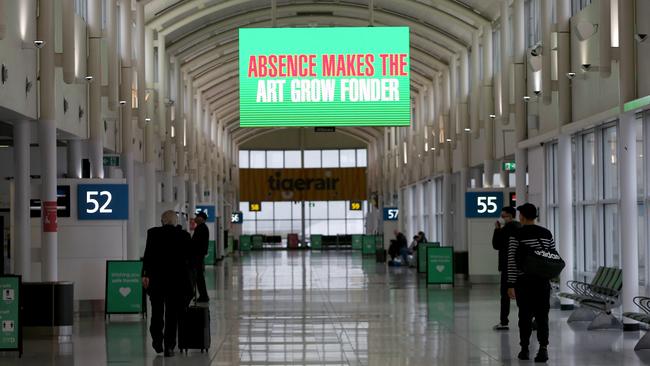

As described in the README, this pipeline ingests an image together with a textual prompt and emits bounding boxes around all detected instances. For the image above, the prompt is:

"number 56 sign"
[78,184,129,220]
[465,192,504,218]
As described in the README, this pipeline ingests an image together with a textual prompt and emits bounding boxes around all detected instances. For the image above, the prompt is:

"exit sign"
[103,155,120,167]
[503,162,516,171]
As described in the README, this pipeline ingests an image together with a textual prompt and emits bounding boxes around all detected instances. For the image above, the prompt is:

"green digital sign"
[239,27,410,127]
[0,276,21,354]
[105,260,144,315]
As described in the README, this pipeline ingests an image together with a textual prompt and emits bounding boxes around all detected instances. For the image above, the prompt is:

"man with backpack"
[507,203,560,363]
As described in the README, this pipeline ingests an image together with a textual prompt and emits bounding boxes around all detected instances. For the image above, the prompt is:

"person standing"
[492,206,521,330]
[192,211,210,303]
[142,210,193,357]
[507,203,555,363]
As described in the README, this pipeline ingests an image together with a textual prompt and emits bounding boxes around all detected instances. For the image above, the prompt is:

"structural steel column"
[87,0,103,178]
[38,0,58,281]
[67,139,82,179]
[14,120,31,280]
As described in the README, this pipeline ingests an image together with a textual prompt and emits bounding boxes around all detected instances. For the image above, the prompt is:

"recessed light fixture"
[566,72,576,79]
[85,75,93,82]
[489,114,496,119]
[523,96,531,102]
[33,40,45,48]
[446,138,452,142]
[145,117,151,122]
[464,127,471,132]
[119,100,126,105]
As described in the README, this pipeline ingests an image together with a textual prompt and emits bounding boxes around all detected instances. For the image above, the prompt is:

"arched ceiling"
[144,0,501,147]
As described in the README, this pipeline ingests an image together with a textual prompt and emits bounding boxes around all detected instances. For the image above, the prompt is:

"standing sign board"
[362,235,375,255]
[418,242,440,274]
[239,235,252,251]
[351,234,363,250]
[310,235,322,250]
[105,261,144,315]
[204,240,216,265]
[426,247,454,285]
[0,275,21,356]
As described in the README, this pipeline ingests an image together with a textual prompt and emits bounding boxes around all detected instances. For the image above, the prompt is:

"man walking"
[507,203,555,363]
[492,206,521,330]
[192,211,210,303]
[142,210,193,357]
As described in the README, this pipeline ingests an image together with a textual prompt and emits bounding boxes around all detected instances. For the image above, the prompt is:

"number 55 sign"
[465,192,504,218]
[78,184,129,220]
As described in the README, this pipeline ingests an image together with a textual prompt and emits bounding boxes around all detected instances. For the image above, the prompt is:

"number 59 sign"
[465,192,504,218]
[78,184,129,220]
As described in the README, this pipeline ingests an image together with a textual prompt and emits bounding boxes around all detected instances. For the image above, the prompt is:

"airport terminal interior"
[1,0,650,364]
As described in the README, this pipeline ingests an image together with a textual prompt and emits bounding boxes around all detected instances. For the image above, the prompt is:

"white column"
[61,0,75,84]
[106,0,118,110]
[119,0,137,260]
[620,112,639,327]
[87,0,103,178]
[470,32,481,138]
[558,134,575,307]
[67,139,82,179]
[13,121,31,280]
[38,0,58,281]
[541,0,552,105]
[500,0,511,119]
[513,0,528,203]
[442,172,453,247]
[599,0,612,78]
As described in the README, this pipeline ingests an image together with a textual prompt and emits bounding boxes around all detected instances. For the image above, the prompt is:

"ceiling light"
[446,138,452,142]
[145,117,151,122]
[489,114,496,119]
[464,128,471,132]
[33,40,45,48]
[566,72,576,79]
[523,96,531,102]
[85,75,93,82]
[119,100,126,105]
[581,63,592,72]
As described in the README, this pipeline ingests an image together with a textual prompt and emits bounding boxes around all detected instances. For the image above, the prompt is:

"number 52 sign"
[78,184,129,220]
[465,192,504,218]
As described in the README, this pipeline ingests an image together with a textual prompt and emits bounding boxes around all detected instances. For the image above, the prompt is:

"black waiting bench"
[558,266,623,330]
[623,297,650,350]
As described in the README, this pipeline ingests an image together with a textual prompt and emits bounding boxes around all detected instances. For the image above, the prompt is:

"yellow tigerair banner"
[239,168,367,202]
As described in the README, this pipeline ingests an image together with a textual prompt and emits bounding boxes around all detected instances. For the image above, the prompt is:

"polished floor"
[4,251,650,365]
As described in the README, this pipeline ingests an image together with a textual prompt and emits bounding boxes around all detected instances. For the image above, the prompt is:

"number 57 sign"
[465,192,504,218]
[78,184,129,220]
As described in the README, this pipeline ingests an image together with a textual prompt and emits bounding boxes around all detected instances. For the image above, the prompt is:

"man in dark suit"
[142,210,192,357]
[192,211,210,303]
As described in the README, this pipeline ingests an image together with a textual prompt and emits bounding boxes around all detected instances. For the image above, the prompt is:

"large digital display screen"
[239,27,410,127]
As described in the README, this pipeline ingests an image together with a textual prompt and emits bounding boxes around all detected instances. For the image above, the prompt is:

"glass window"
[284,151,301,168]
[639,204,646,284]
[257,201,274,220]
[250,150,266,168]
[347,220,364,234]
[274,202,291,220]
[243,221,255,235]
[357,149,368,167]
[347,200,364,219]
[328,220,346,235]
[256,220,274,235]
[309,201,328,219]
[322,150,340,168]
[604,204,619,266]
[583,205,598,272]
[304,150,321,168]
[340,149,356,167]
[309,219,328,235]
[637,119,644,197]
[292,201,303,219]
[582,132,596,200]
[239,150,249,168]
[602,126,618,199]
[267,151,283,168]
[274,220,292,235]
[328,201,346,218]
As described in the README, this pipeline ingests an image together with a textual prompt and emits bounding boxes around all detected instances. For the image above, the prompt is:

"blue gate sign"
[78,184,129,220]
[465,191,504,218]
[383,207,399,221]
[231,212,244,224]
[195,205,216,223]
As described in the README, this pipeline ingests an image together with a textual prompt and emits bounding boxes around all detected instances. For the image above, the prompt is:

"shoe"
[492,323,509,330]
[534,347,548,363]
[152,342,163,354]
[164,349,175,357]
[517,348,530,360]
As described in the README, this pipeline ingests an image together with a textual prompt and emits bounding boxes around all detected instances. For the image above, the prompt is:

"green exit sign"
[103,156,120,167]
[503,162,516,171]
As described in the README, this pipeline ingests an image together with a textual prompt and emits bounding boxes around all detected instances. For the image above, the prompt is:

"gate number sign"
[383,207,399,221]
[78,184,129,220]
[465,192,503,218]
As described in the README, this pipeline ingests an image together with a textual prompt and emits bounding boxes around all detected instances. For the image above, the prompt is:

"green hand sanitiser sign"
[239,27,410,127]
[105,261,144,315]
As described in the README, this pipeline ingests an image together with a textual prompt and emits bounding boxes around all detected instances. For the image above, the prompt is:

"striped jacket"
[507,224,556,286]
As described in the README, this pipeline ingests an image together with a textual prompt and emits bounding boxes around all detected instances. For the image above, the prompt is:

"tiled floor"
[4,250,650,365]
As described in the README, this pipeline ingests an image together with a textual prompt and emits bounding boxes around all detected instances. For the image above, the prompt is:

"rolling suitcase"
[178,304,211,353]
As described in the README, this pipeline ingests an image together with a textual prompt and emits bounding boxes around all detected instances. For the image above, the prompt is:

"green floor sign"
[204,240,216,265]
[105,261,144,315]
[351,235,363,250]
[418,242,440,274]
[0,275,21,354]
[240,235,252,251]
[362,235,375,255]
[426,247,454,285]
[311,235,322,250]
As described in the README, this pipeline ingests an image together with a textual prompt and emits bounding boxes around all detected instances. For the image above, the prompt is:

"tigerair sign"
[239,168,367,201]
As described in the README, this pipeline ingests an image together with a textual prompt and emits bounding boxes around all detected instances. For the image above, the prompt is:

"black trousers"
[515,276,551,348]
[194,263,208,300]
[149,291,183,350]
[499,271,510,325]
